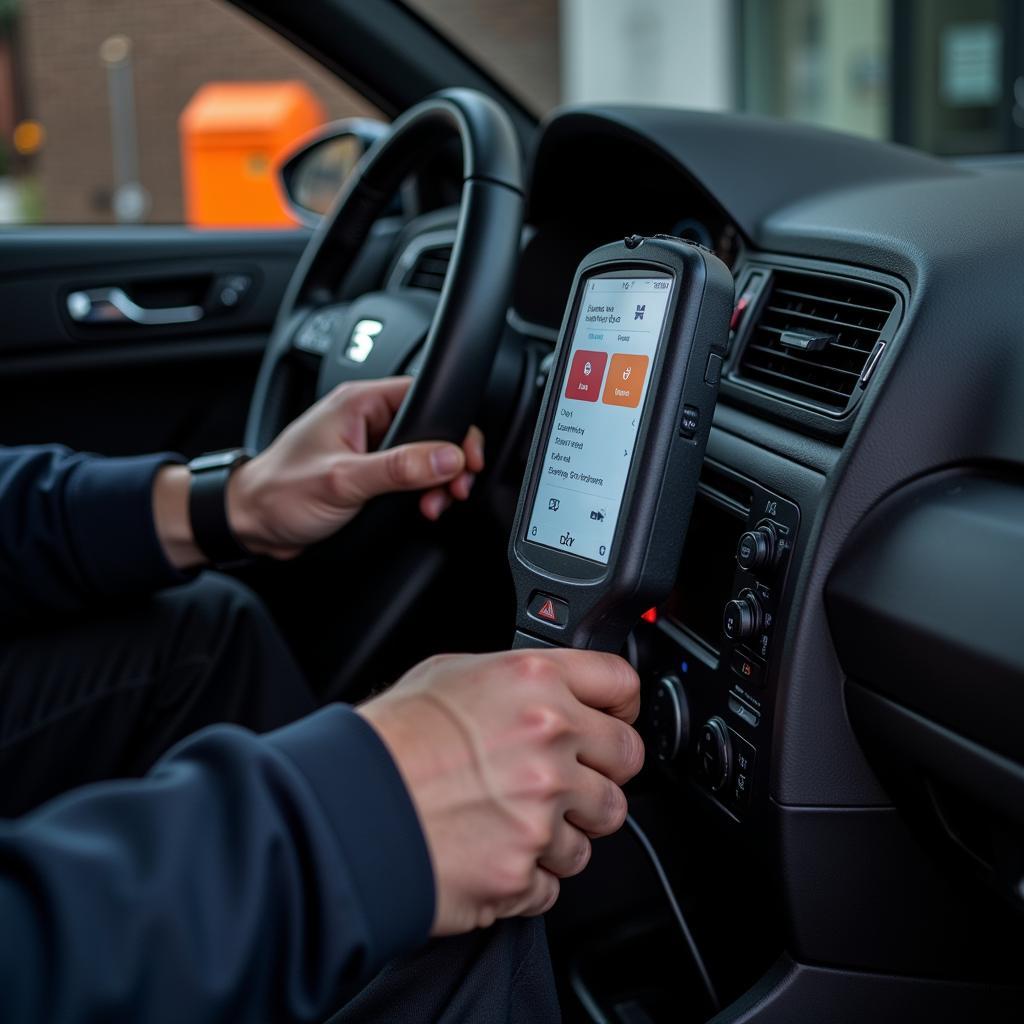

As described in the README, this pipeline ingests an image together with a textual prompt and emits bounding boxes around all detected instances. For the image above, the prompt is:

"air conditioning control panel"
[637,465,799,822]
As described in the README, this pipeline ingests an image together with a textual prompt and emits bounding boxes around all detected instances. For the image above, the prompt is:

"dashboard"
[391,104,1024,1016]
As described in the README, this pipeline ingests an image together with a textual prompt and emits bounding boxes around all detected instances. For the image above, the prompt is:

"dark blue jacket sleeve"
[0,704,435,1024]
[0,445,191,622]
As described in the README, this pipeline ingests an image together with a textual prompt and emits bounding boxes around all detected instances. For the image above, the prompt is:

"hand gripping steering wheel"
[245,88,524,453]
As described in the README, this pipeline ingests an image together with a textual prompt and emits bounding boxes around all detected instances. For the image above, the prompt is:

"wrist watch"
[187,448,254,566]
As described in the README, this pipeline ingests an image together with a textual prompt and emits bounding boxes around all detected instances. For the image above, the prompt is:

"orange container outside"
[179,81,326,228]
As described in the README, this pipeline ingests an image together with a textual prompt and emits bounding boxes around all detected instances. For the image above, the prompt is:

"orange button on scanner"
[602,353,649,408]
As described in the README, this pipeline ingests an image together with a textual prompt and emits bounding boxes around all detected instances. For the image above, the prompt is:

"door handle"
[66,287,204,326]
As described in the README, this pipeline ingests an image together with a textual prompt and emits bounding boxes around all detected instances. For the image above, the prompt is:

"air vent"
[736,270,896,414]
[403,244,452,292]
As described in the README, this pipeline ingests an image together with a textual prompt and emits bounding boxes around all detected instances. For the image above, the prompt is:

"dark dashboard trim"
[531,106,963,245]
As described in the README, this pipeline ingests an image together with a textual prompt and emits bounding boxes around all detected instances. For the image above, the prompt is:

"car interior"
[2,0,1024,1020]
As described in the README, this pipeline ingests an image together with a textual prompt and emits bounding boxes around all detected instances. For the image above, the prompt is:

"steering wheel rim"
[245,88,524,453]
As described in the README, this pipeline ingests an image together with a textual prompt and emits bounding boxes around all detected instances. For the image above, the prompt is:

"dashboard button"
[733,768,753,807]
[736,522,778,572]
[730,731,757,774]
[729,732,757,808]
[697,716,733,792]
[527,592,568,627]
[730,648,765,688]
[723,590,763,643]
[649,674,689,762]
[728,693,760,728]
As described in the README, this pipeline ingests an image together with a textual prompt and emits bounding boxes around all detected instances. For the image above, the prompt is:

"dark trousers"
[0,573,559,1023]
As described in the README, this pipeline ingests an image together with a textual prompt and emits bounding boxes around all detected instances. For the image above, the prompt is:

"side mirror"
[279,118,389,225]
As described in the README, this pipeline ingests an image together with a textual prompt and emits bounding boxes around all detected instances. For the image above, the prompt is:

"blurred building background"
[0,0,1022,225]
[6,0,378,223]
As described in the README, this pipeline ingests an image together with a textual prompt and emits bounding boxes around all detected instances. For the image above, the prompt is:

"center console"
[638,460,800,819]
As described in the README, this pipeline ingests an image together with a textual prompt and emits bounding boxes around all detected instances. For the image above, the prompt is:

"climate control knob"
[697,716,733,792]
[723,590,763,643]
[648,674,690,762]
[736,522,779,572]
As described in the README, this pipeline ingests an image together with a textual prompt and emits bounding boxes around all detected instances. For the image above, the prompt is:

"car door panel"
[0,228,308,457]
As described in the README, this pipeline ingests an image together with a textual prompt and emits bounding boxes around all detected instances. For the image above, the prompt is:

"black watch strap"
[187,449,253,566]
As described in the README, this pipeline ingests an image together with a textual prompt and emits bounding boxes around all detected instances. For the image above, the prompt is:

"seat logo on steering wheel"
[344,319,383,364]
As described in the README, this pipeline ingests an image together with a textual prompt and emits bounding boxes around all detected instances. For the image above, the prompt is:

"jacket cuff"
[267,705,436,964]
[65,453,192,596]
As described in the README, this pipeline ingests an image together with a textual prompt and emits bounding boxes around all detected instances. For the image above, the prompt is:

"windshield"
[405,0,1024,157]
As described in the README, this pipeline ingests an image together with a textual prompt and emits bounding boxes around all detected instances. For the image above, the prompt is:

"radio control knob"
[697,716,733,792]
[736,522,778,572]
[723,590,763,643]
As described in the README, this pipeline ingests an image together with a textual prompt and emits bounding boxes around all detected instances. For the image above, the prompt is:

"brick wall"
[21,0,378,223]
[19,0,561,224]
[408,0,560,113]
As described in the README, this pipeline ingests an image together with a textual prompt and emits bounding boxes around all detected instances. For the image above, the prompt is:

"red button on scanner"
[527,592,569,628]
[564,350,608,403]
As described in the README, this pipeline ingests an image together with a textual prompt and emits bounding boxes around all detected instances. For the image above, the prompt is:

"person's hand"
[226,377,484,559]
[357,649,644,936]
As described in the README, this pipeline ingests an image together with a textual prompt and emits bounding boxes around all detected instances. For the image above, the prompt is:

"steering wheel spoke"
[314,291,437,400]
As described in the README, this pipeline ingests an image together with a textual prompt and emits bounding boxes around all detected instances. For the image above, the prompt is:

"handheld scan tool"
[509,236,734,651]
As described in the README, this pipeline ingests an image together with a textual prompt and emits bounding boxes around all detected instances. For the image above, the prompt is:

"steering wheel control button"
[736,522,778,572]
[527,592,568,628]
[649,674,689,763]
[730,648,765,688]
[679,404,700,439]
[295,311,344,355]
[697,717,733,792]
[723,589,763,643]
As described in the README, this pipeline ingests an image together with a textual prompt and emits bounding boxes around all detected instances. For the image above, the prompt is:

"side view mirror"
[278,118,390,225]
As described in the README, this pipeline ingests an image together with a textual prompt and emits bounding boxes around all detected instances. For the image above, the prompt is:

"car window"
[405,0,1024,157]
[0,0,383,227]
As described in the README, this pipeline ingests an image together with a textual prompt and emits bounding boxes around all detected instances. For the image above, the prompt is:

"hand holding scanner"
[508,236,733,652]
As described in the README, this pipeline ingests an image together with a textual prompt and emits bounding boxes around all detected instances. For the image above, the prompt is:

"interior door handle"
[66,287,204,326]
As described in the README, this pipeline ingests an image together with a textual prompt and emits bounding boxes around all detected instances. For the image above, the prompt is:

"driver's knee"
[143,572,317,737]
[159,572,276,657]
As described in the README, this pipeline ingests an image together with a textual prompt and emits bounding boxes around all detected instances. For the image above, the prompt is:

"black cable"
[624,812,721,1014]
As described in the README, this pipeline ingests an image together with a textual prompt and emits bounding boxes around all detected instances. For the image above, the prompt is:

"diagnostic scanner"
[509,236,733,652]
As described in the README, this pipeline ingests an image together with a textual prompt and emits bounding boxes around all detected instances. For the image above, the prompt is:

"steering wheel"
[245,89,524,453]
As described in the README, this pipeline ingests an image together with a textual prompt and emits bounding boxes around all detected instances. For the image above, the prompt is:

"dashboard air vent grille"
[404,244,453,292]
[737,271,896,413]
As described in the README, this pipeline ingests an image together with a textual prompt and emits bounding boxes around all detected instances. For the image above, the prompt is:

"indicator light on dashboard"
[641,607,658,623]
[729,295,749,332]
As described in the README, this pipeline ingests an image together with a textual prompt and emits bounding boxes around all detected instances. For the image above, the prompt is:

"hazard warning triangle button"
[527,593,568,628]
